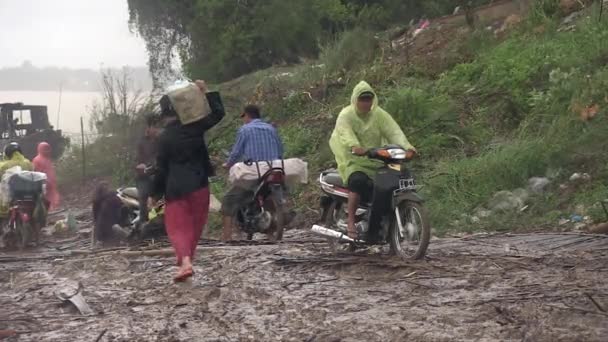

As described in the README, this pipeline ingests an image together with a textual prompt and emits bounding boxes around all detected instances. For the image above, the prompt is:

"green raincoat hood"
[350,81,378,115]
[329,81,414,181]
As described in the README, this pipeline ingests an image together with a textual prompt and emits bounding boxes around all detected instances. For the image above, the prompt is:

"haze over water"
[0,0,151,136]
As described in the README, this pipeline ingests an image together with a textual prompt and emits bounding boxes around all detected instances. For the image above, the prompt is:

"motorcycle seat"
[323,172,344,188]
[122,187,139,199]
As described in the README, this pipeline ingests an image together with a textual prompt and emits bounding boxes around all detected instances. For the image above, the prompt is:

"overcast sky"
[0,0,149,69]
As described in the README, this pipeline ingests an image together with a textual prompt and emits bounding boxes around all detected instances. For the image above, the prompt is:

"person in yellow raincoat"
[0,142,34,217]
[329,81,415,239]
[0,142,33,175]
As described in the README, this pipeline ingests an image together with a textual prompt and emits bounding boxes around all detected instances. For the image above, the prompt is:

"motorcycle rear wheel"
[264,197,284,241]
[322,201,356,253]
[389,201,430,260]
[16,218,31,251]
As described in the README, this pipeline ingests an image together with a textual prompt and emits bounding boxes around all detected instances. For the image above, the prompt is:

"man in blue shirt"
[221,105,284,241]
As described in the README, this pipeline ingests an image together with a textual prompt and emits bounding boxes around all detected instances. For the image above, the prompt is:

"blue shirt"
[227,119,284,165]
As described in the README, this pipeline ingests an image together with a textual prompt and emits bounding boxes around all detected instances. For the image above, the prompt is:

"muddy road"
[1,228,607,341]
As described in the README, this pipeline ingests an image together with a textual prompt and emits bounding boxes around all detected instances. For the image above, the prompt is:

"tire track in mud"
[1,231,607,341]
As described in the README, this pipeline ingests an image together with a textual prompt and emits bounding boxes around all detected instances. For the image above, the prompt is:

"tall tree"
[127,0,492,83]
[127,0,195,88]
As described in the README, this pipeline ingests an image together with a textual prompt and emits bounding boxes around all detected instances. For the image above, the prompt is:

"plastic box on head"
[166,80,211,124]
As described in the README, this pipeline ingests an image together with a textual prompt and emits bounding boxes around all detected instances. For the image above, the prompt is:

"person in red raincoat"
[32,142,60,210]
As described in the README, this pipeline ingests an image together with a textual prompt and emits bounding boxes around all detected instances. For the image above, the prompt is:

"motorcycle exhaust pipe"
[311,225,355,243]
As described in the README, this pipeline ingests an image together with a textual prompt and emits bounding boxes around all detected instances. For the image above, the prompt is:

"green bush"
[320,29,379,76]
[57,133,138,188]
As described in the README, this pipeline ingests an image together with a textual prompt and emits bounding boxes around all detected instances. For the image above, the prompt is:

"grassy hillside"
[61,2,608,235]
[206,2,608,234]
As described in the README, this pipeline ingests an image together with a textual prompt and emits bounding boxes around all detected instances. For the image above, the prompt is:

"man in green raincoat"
[329,81,415,239]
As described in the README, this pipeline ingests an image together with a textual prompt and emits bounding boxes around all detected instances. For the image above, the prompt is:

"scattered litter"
[54,281,94,316]
[570,215,583,223]
[561,11,583,25]
[528,177,551,194]
[66,211,77,233]
[487,189,528,212]
[569,173,591,182]
[53,220,68,235]
[476,209,492,218]
[574,223,587,231]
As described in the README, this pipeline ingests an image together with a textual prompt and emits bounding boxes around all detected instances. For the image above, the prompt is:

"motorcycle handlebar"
[354,147,417,161]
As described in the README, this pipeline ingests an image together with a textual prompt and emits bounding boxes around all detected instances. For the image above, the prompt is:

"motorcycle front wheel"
[389,201,430,260]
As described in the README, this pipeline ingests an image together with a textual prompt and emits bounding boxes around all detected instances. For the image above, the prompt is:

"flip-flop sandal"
[346,229,359,241]
[173,267,194,283]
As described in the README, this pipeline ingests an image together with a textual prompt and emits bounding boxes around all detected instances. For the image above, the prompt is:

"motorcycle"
[3,171,48,249]
[116,165,166,240]
[233,160,287,241]
[312,145,431,259]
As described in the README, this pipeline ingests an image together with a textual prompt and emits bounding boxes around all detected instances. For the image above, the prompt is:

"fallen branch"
[401,279,436,289]
[585,293,606,312]
[48,208,68,216]
[70,248,175,258]
[236,264,256,274]
[545,304,608,317]
[94,329,107,342]
[283,277,340,289]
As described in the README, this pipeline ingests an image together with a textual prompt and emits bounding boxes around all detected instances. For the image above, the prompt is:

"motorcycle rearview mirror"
[375,149,392,159]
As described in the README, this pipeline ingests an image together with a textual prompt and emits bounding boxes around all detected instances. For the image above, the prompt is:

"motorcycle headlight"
[387,148,407,160]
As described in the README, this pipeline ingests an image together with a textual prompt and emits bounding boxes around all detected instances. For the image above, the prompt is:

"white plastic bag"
[166,80,211,124]
[228,158,308,187]
[0,166,22,212]
[209,192,221,213]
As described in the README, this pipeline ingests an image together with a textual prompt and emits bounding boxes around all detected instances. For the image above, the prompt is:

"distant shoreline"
[0,64,152,93]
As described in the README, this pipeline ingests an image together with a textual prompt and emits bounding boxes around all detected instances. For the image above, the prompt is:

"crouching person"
[92,183,130,244]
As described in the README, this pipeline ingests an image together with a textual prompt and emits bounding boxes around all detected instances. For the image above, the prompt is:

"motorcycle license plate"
[399,178,416,191]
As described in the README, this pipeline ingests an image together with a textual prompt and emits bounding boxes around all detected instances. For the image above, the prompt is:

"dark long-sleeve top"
[152,91,225,200]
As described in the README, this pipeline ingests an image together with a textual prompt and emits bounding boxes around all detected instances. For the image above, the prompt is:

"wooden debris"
[585,293,606,312]
[94,329,107,342]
